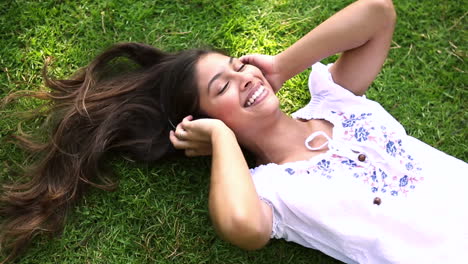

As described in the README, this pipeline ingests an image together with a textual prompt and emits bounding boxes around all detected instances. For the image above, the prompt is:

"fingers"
[168,115,218,157]
[240,54,257,64]
[173,122,185,140]
[183,115,193,122]
[180,115,193,131]
[173,115,193,140]
[169,131,212,157]
[169,130,191,149]
[171,135,209,151]
[240,54,274,76]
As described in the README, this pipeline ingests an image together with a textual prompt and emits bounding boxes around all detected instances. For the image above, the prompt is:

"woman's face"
[195,52,280,139]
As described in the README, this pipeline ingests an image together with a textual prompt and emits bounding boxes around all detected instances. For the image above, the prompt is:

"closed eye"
[218,63,246,95]
[218,82,229,95]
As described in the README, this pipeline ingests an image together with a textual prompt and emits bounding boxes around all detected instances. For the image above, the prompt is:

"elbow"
[212,211,271,250]
[368,0,397,28]
[228,215,271,250]
[382,0,397,26]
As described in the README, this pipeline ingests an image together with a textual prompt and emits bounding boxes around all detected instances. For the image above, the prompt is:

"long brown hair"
[0,42,216,262]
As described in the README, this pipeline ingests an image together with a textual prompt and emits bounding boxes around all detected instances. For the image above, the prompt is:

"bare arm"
[243,0,396,95]
[170,117,272,249]
[209,124,272,249]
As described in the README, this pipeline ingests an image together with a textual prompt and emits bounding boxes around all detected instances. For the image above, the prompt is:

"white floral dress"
[250,62,468,264]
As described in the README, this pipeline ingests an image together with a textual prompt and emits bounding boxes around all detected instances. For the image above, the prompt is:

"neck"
[240,112,312,165]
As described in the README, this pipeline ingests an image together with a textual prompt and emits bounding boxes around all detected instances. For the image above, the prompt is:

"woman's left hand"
[169,115,228,157]
[240,54,284,93]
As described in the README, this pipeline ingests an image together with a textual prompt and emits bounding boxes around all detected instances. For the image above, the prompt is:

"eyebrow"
[207,56,234,94]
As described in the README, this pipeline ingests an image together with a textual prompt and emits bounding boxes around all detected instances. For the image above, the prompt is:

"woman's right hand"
[240,54,284,93]
[169,116,230,157]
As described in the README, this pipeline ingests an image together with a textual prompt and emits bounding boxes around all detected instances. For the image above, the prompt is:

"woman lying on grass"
[1,0,467,263]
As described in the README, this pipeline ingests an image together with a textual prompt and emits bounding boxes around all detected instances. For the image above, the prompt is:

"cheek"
[200,98,243,126]
[208,100,239,121]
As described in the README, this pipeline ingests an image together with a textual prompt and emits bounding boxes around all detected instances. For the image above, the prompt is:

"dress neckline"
[305,130,333,151]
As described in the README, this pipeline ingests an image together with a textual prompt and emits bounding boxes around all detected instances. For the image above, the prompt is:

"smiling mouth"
[245,86,266,107]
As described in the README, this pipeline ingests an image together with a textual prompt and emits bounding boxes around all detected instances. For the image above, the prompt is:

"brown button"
[358,154,366,162]
[373,197,381,205]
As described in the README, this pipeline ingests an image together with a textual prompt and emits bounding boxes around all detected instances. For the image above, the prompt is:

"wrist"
[274,53,294,84]
[211,121,235,144]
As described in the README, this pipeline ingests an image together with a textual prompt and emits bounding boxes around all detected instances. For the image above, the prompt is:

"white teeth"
[246,86,265,107]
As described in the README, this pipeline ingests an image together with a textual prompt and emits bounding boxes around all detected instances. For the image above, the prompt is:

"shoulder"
[308,62,360,99]
[250,162,296,197]
[250,163,282,187]
[292,62,368,120]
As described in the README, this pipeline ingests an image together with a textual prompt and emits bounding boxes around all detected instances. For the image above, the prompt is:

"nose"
[238,72,254,92]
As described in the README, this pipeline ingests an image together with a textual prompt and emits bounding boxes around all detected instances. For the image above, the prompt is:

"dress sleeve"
[250,164,283,239]
[308,62,361,99]
[292,62,367,120]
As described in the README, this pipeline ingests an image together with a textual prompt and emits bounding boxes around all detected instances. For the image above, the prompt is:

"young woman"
[1,0,466,263]
[169,0,468,263]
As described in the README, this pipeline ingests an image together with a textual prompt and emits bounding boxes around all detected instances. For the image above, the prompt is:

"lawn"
[0,0,466,263]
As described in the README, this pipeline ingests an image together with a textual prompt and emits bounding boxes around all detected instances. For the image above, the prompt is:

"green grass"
[0,0,466,263]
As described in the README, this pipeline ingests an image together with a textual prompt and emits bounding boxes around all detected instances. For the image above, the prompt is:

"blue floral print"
[337,112,372,128]
[343,118,356,128]
[399,175,409,187]
[341,159,358,167]
[380,169,388,179]
[386,141,397,156]
[317,159,330,170]
[355,127,370,142]
[280,111,424,198]
[405,162,414,170]
[370,171,378,182]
